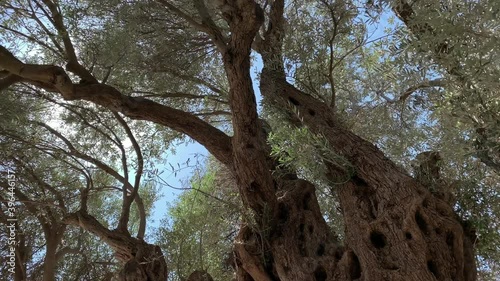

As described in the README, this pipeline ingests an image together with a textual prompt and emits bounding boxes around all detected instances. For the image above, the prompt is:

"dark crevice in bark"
[446,231,454,247]
[288,96,300,106]
[316,243,326,256]
[302,191,312,211]
[277,202,289,224]
[351,175,368,187]
[349,252,362,280]
[427,260,439,278]
[415,209,429,234]
[370,230,387,249]
[314,265,327,281]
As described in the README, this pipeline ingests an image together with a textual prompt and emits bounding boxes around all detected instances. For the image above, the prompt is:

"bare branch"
[26,0,66,55]
[55,246,80,261]
[158,0,227,51]
[194,110,231,116]
[0,24,62,56]
[39,0,97,83]
[134,90,228,104]
[112,112,146,239]
[35,121,133,190]
[150,67,226,95]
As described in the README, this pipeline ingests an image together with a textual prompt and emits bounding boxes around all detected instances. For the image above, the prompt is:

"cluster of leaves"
[0,82,161,279]
[0,91,118,279]
[156,159,240,281]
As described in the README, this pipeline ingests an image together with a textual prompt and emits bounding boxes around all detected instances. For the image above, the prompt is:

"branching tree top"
[0,0,499,280]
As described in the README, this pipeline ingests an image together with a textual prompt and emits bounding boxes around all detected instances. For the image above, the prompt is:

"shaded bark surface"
[253,65,478,281]
[232,0,478,279]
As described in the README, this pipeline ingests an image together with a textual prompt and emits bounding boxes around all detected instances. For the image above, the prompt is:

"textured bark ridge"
[270,179,343,280]
[338,175,477,281]
[254,71,477,280]
[63,211,167,281]
[233,178,344,281]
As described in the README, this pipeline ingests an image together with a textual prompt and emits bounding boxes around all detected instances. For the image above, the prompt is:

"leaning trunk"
[213,1,477,280]
[256,68,477,280]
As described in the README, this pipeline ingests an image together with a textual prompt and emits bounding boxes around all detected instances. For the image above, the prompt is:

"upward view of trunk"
[221,1,477,281]
[253,72,478,281]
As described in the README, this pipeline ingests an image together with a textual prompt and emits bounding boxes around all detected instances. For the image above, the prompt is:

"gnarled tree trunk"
[221,1,477,280]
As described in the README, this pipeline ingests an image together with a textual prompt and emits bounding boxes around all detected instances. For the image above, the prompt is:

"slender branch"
[133,91,228,105]
[17,160,67,211]
[35,122,133,190]
[40,0,97,82]
[318,0,342,109]
[0,24,61,55]
[150,67,226,95]
[398,79,446,101]
[26,0,65,55]
[112,112,146,238]
[55,246,80,261]
[31,92,121,147]
[194,110,231,116]
[192,0,227,50]
[376,79,447,103]
[158,0,227,51]
[0,181,52,236]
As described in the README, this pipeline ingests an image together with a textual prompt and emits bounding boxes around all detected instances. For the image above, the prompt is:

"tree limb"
[398,79,446,101]
[40,0,97,83]
[112,112,146,239]
[0,44,233,165]
[158,0,227,51]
